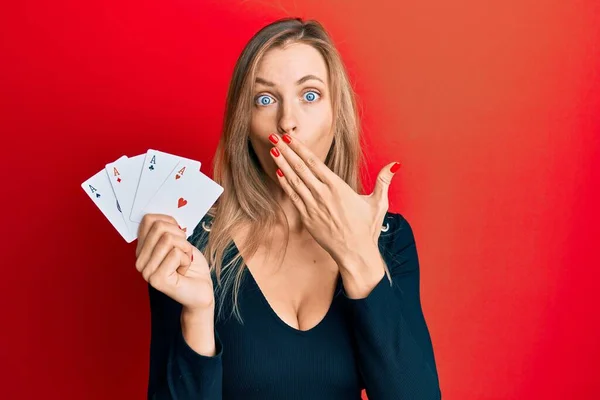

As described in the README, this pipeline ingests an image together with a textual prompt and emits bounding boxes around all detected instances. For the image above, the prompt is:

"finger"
[137,214,181,256]
[372,162,401,204]
[146,247,191,295]
[176,245,202,277]
[275,167,308,217]
[136,220,188,271]
[275,133,338,186]
[269,133,325,192]
[271,145,315,211]
[139,231,193,280]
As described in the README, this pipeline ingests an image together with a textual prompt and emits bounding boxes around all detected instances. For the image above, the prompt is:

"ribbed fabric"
[147,212,441,399]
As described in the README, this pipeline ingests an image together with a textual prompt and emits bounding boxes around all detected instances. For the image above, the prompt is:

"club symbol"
[149,165,154,170]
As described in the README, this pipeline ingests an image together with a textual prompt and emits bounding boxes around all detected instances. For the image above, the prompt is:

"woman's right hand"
[135,214,215,312]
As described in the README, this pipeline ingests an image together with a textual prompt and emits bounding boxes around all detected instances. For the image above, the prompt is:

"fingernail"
[277,168,284,177]
[269,133,279,144]
[191,252,194,262]
[271,147,280,157]
[282,134,292,144]
[390,162,401,173]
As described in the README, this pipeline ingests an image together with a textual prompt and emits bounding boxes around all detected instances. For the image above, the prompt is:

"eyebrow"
[255,74,325,87]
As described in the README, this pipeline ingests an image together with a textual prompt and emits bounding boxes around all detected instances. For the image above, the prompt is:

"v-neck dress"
[147,211,441,399]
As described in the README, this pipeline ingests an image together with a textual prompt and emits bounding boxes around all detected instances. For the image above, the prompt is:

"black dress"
[147,211,441,399]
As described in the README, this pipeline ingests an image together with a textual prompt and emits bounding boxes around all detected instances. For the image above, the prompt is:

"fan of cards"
[81,149,224,243]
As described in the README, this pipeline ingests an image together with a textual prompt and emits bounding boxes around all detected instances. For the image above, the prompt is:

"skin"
[245,41,398,295]
[135,41,398,342]
[248,42,334,238]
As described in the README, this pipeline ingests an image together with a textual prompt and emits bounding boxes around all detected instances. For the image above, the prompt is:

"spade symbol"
[96,193,101,198]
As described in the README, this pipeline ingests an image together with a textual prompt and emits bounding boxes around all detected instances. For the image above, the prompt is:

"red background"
[2,0,599,399]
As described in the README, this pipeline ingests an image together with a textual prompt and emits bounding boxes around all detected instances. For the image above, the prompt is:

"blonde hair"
[192,17,388,324]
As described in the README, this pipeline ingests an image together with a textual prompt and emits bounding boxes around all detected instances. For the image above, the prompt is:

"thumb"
[177,245,205,277]
[372,162,401,202]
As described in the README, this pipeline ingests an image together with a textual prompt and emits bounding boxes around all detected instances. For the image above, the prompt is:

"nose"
[277,100,297,136]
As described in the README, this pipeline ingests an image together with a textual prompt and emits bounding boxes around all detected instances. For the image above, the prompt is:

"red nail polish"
[276,168,284,177]
[283,134,292,144]
[269,134,279,144]
[390,162,401,173]
[271,147,280,157]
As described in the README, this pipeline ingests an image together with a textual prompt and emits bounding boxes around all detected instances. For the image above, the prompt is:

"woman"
[135,17,441,399]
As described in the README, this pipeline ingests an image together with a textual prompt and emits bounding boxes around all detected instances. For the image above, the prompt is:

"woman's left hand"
[269,133,401,270]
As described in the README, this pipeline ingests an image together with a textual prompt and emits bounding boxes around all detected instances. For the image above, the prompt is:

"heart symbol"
[175,174,181,180]
[178,197,187,208]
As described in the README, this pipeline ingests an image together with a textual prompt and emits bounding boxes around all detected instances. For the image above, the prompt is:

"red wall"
[2,0,599,398]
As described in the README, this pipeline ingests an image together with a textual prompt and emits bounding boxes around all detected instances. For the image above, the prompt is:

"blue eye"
[303,91,320,102]
[256,95,274,106]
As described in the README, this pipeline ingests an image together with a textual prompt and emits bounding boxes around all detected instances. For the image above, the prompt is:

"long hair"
[194,17,383,324]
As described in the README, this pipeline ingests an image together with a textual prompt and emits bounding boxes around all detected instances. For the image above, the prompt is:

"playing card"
[105,154,146,240]
[129,149,201,224]
[141,160,223,238]
[81,156,135,243]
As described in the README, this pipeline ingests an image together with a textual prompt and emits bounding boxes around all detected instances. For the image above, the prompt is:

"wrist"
[181,305,214,325]
[338,246,387,299]
[337,244,381,272]
[180,306,217,358]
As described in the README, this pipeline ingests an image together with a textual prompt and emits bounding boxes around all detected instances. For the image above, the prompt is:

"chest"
[215,282,363,398]
[241,236,341,332]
